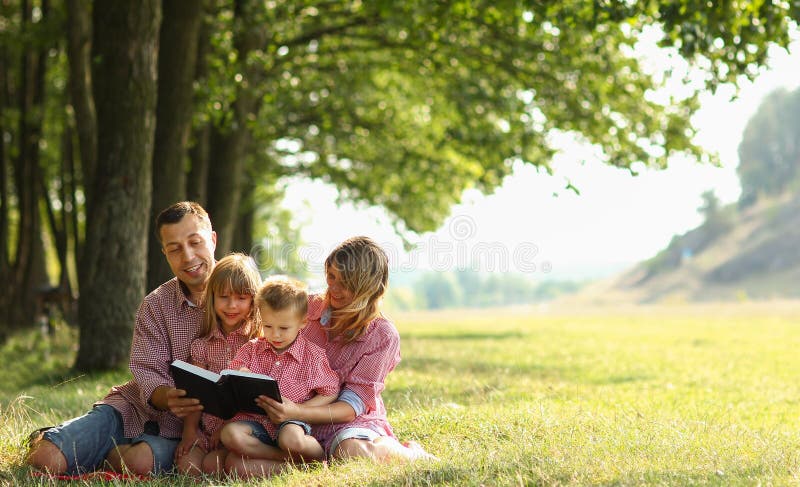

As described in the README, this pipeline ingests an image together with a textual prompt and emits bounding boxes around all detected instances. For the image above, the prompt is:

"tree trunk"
[230,176,254,254]
[187,124,210,206]
[0,41,9,337]
[8,0,50,335]
[187,8,212,207]
[75,0,161,371]
[0,41,9,278]
[65,0,96,208]
[147,0,203,292]
[206,125,248,256]
[205,0,264,255]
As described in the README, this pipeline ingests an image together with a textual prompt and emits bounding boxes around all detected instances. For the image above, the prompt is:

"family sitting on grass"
[25,201,434,479]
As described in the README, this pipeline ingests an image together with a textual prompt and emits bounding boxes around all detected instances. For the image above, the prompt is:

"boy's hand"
[257,395,300,423]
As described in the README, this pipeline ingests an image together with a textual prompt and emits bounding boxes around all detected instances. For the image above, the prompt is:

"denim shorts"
[42,404,179,475]
[235,420,312,445]
[278,420,312,437]
[235,420,278,446]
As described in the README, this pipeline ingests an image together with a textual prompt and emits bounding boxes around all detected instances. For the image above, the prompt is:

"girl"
[220,277,340,478]
[258,236,434,463]
[174,253,262,476]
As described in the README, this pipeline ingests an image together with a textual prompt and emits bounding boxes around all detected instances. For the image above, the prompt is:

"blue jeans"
[42,404,179,475]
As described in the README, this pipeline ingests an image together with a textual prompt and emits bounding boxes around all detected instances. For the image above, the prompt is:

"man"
[27,201,212,475]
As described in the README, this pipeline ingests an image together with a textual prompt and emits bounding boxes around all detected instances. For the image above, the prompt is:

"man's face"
[160,215,217,295]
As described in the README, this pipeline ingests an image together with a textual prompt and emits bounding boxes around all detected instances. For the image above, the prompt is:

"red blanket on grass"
[30,470,148,481]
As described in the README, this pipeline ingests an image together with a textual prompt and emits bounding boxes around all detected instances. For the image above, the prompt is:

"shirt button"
[275,361,280,366]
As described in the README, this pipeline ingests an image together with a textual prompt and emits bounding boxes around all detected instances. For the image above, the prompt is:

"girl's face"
[326,265,354,309]
[214,288,253,334]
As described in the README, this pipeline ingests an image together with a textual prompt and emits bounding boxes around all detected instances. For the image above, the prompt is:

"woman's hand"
[256,395,302,423]
[165,387,203,418]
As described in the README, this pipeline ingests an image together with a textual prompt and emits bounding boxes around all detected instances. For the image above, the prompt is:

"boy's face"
[160,215,217,295]
[259,305,305,353]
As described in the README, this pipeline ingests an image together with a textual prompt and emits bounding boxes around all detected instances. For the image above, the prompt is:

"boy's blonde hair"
[256,276,308,319]
[325,236,388,342]
[200,253,262,339]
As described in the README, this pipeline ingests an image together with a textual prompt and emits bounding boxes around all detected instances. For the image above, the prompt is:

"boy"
[217,277,340,478]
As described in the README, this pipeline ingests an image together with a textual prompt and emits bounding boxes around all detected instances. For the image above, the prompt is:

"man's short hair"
[155,201,212,243]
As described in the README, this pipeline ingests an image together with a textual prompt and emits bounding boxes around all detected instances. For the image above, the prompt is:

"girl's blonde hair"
[200,253,262,339]
[324,236,388,342]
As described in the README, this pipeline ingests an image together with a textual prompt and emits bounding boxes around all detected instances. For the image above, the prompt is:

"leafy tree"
[2,1,799,368]
[737,87,800,205]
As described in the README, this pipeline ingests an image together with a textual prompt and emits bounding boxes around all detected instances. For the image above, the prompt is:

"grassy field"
[3,302,800,485]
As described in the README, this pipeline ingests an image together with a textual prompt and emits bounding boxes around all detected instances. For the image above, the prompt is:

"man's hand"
[152,385,203,417]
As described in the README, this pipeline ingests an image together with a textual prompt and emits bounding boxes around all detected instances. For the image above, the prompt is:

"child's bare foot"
[372,437,437,462]
[402,440,438,461]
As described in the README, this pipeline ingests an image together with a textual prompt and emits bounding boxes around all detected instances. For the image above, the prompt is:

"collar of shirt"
[174,278,201,308]
[306,294,373,343]
[308,294,372,342]
[202,321,253,343]
[252,335,307,362]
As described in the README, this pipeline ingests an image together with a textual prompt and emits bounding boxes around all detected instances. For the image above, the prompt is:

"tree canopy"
[0,0,797,369]
[737,86,800,205]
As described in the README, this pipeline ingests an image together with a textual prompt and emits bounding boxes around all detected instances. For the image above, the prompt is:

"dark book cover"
[170,360,281,420]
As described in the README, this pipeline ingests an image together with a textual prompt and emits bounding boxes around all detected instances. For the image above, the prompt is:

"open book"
[169,360,282,420]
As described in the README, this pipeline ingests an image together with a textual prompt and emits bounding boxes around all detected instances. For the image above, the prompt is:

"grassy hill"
[575,193,800,304]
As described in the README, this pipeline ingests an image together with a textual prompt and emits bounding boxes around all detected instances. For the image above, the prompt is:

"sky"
[279,35,800,284]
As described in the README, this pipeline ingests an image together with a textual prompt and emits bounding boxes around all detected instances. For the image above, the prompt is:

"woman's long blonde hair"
[324,236,388,342]
[199,253,262,339]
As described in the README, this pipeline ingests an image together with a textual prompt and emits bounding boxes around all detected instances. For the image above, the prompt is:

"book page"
[171,360,221,382]
[220,369,275,381]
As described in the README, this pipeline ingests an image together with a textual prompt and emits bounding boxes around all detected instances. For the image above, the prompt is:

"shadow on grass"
[402,354,651,385]
[0,324,130,404]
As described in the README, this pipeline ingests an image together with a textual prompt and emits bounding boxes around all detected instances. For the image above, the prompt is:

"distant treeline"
[386,270,582,311]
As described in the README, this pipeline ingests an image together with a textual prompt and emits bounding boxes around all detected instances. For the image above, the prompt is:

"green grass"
[3,303,800,485]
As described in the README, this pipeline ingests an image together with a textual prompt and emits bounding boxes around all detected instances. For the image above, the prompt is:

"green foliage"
[6,304,800,484]
[190,0,799,234]
[737,87,800,205]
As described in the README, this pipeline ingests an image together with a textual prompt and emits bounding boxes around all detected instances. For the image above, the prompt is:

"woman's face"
[326,265,354,309]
